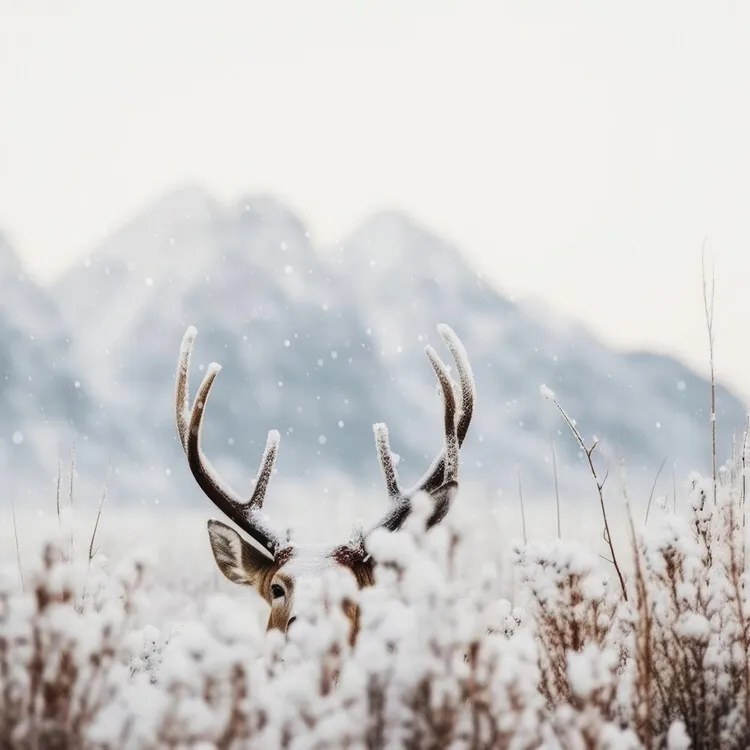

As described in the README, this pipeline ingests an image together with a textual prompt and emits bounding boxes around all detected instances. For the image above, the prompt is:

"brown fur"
[208,520,374,641]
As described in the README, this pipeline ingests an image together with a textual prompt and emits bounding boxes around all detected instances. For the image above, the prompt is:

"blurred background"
[0,1,748,532]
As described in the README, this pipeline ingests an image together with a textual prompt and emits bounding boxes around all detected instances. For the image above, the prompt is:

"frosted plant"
[3,459,750,748]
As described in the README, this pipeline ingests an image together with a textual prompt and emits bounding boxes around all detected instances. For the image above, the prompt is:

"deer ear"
[207,519,275,587]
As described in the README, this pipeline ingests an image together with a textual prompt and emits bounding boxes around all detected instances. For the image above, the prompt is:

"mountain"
[332,211,741,488]
[0,232,98,502]
[55,188,394,504]
[4,188,744,512]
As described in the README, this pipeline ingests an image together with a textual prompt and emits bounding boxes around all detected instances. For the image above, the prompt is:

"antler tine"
[424,345,459,484]
[175,326,197,452]
[437,323,474,444]
[176,327,282,559]
[410,324,474,495]
[373,422,402,499]
[250,430,281,509]
[368,328,465,535]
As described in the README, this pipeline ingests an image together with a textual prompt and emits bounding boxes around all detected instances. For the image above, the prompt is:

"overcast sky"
[1,1,749,400]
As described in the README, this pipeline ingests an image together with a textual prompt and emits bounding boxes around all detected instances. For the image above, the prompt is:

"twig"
[56,458,62,526]
[551,397,628,601]
[69,444,76,559]
[727,498,750,729]
[742,416,749,511]
[517,468,527,545]
[11,499,24,592]
[644,456,668,526]
[68,444,76,507]
[550,433,561,539]
[622,482,653,747]
[702,244,717,506]
[88,462,110,563]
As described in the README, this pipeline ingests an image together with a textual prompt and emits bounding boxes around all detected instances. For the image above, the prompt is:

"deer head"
[175,324,474,639]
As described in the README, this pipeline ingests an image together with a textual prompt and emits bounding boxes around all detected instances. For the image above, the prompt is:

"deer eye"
[271,584,285,600]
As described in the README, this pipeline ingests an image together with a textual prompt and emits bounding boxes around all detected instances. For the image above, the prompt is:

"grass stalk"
[644,456,667,526]
[702,245,717,506]
[550,434,561,539]
[11,499,24,592]
[517,468,527,545]
[56,458,62,526]
[88,462,110,563]
[550,396,628,601]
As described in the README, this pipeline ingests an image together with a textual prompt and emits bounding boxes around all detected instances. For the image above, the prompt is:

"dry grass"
[3,451,748,749]
[1,278,748,747]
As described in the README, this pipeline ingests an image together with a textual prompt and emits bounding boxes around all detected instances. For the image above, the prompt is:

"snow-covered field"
[2,446,749,748]
[4,4,750,746]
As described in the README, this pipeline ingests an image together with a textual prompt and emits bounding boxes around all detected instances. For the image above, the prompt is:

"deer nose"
[287,616,297,630]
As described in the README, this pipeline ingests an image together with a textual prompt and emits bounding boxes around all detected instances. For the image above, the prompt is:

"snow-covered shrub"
[516,540,635,747]
[2,452,750,749]
[627,467,750,749]
[0,538,147,749]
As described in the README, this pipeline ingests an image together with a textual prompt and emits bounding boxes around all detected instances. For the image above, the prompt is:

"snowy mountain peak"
[230,193,315,272]
[234,194,309,235]
[341,210,462,274]
[135,185,222,227]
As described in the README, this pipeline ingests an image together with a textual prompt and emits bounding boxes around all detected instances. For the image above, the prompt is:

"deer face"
[205,519,376,638]
[175,325,473,641]
[205,519,295,631]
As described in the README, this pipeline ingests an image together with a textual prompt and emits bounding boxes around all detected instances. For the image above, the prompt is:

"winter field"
[5,2,750,747]
[2,370,749,749]
[0,194,746,748]
[0,188,744,749]
[4,4,750,747]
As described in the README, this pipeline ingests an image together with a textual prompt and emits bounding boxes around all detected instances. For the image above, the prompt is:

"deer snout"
[286,615,297,630]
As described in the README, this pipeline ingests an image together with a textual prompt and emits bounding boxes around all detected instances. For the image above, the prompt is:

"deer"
[175,324,474,641]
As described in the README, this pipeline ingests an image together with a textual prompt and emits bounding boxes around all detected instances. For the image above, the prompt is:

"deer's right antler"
[369,324,475,534]
[175,327,284,559]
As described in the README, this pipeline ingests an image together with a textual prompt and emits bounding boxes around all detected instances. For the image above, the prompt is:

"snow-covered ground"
[2,455,748,748]
[0,192,746,748]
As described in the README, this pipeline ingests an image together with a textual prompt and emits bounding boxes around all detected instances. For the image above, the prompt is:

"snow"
[667,722,691,750]
[3,458,747,749]
[540,383,556,400]
[0,480,572,746]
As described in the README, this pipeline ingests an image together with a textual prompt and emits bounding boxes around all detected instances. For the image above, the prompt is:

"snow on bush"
[2,452,750,748]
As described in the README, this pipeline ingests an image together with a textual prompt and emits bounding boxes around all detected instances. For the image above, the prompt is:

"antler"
[369,324,474,533]
[175,326,284,559]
